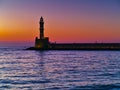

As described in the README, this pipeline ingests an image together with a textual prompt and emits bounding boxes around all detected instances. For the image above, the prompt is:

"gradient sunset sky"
[0,0,120,45]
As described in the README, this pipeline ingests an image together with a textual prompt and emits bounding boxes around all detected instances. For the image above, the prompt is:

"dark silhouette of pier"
[27,17,120,50]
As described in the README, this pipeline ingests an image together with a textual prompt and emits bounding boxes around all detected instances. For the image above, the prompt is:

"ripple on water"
[0,48,120,89]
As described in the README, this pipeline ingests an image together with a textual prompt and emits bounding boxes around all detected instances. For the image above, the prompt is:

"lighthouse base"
[35,37,49,49]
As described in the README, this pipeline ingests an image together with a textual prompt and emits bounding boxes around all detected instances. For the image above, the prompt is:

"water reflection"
[36,51,49,89]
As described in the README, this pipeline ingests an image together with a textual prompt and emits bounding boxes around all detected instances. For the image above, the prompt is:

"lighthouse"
[35,17,49,49]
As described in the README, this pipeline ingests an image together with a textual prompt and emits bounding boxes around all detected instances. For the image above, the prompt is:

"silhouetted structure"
[27,17,120,50]
[35,17,49,49]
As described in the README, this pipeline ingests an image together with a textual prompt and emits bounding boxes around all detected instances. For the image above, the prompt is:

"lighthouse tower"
[35,17,49,49]
[40,17,44,39]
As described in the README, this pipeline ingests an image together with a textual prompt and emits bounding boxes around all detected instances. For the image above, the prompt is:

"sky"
[0,0,120,46]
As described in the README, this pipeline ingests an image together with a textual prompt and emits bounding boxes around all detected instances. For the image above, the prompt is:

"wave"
[70,84,120,90]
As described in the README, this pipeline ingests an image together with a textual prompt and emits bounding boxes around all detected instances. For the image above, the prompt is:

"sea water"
[0,47,120,90]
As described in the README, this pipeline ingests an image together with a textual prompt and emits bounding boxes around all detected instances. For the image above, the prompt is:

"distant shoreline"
[27,43,120,50]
